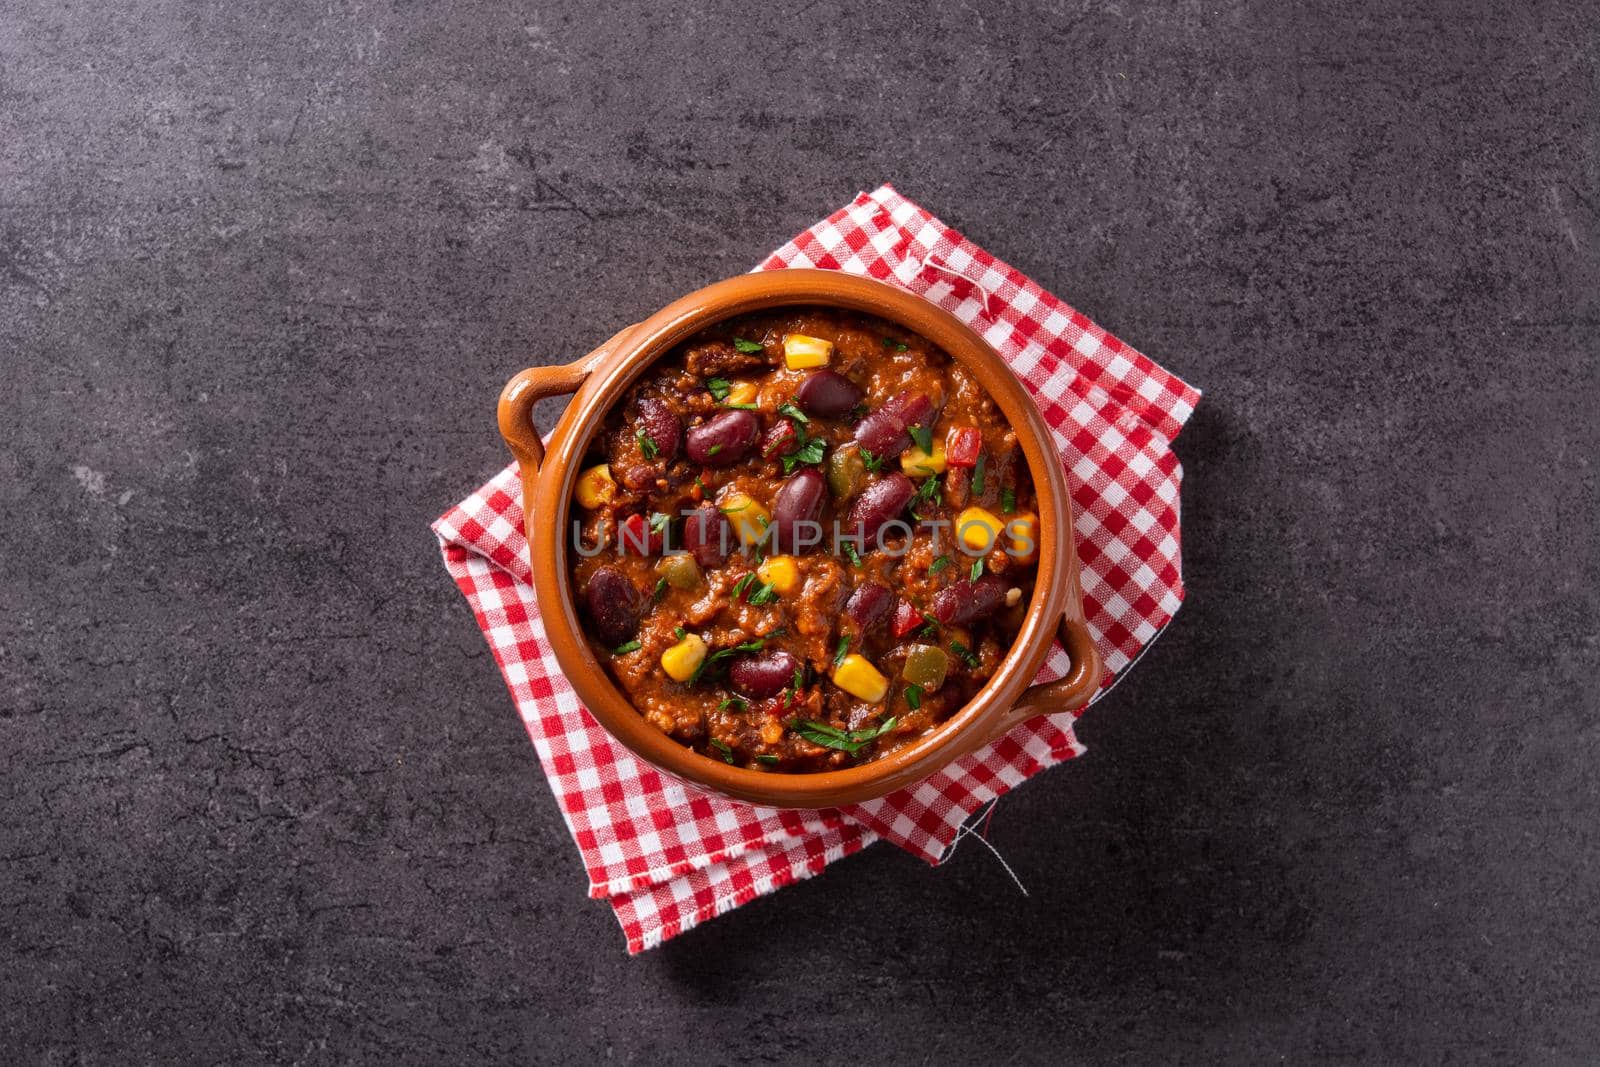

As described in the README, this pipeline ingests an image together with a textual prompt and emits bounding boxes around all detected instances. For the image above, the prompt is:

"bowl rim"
[524,269,1080,807]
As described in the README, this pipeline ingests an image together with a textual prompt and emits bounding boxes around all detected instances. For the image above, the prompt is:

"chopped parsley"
[929,554,953,576]
[707,443,723,456]
[733,337,765,353]
[653,577,668,601]
[722,401,759,411]
[882,337,909,352]
[719,500,747,514]
[910,475,942,513]
[842,541,863,568]
[782,434,826,474]
[706,377,732,401]
[717,695,747,711]
[792,716,898,754]
[950,639,979,668]
[635,427,659,460]
[674,626,687,639]
[972,453,986,496]
[709,739,736,764]
[904,684,923,710]
[731,573,756,599]
[1001,486,1016,513]
[908,423,933,455]
[690,638,767,684]
[918,612,941,639]
[970,556,985,581]
[648,511,670,536]
[755,754,780,766]
[612,640,642,655]
[792,665,806,691]
[747,580,779,606]
[777,402,810,424]
[833,634,851,668]
[860,448,885,474]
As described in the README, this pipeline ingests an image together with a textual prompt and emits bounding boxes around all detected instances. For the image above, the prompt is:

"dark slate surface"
[3,0,1597,1061]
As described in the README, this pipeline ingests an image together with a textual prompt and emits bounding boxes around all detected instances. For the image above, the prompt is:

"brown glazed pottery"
[496,270,1102,808]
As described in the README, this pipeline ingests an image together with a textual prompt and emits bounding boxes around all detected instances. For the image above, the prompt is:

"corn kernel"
[720,492,771,547]
[832,653,889,703]
[900,439,947,477]
[574,464,617,509]
[1007,512,1040,563]
[724,380,759,406]
[660,633,707,682]
[783,334,834,370]
[756,555,800,594]
[955,506,1003,552]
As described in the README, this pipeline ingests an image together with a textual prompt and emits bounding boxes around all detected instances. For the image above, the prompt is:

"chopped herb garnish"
[792,665,806,690]
[842,542,863,568]
[653,577,668,601]
[929,554,953,575]
[970,556,985,581]
[707,443,723,456]
[860,448,884,474]
[747,581,778,606]
[781,435,826,474]
[756,754,780,766]
[731,573,756,599]
[649,511,670,535]
[717,695,748,711]
[972,453,986,496]
[917,612,940,639]
[833,634,851,668]
[882,337,909,352]
[909,423,933,454]
[904,684,923,710]
[612,640,642,655]
[792,716,899,754]
[635,427,659,460]
[674,626,687,639]
[722,401,760,411]
[733,337,764,353]
[777,402,810,424]
[950,639,979,668]
[709,739,736,764]
[719,501,747,514]
[1001,487,1016,513]
[706,377,732,401]
[690,638,767,684]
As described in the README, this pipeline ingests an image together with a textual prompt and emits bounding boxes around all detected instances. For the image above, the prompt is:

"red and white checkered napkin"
[433,184,1201,953]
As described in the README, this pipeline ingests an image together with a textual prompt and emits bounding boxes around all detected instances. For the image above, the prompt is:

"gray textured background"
[3,0,1598,1062]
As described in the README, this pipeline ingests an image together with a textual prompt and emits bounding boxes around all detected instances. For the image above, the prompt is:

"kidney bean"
[794,370,865,418]
[683,505,732,568]
[635,397,681,462]
[844,582,893,630]
[770,468,826,552]
[730,649,800,699]
[583,567,639,646]
[686,410,759,467]
[929,574,1009,626]
[844,473,915,547]
[761,420,799,458]
[853,391,936,457]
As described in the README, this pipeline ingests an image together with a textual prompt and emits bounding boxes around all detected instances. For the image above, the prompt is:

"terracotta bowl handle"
[497,363,590,473]
[988,613,1104,741]
[496,327,637,473]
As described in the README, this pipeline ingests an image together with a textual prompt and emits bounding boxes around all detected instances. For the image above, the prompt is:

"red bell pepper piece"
[945,426,982,468]
[891,598,923,639]
[617,512,665,555]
